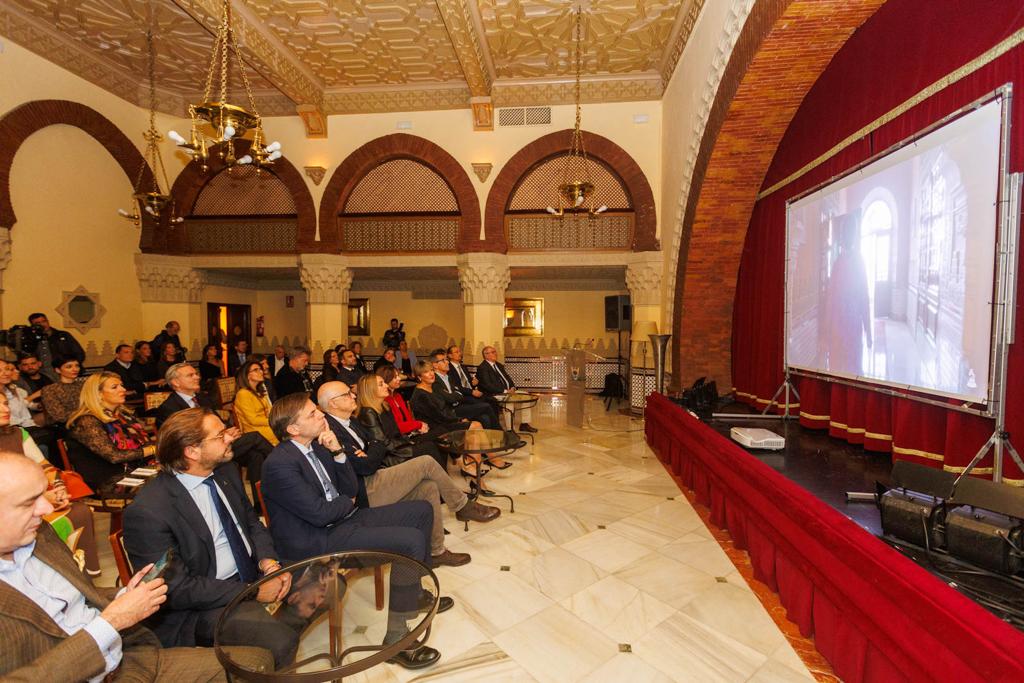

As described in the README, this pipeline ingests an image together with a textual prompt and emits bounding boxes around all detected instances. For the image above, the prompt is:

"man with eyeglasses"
[122,408,297,669]
[428,350,501,429]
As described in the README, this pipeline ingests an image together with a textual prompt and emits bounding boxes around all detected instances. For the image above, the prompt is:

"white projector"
[730,427,786,450]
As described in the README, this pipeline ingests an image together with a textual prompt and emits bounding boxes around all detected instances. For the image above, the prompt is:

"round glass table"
[439,428,524,527]
[215,551,439,681]
[494,392,540,442]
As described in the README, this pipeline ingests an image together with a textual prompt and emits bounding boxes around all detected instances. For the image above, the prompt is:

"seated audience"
[315,349,342,391]
[226,339,249,377]
[0,359,54,462]
[253,354,277,403]
[17,312,85,380]
[152,320,186,363]
[447,344,482,398]
[260,393,442,669]
[0,392,100,575]
[379,365,427,436]
[337,348,365,387]
[476,345,537,433]
[104,344,146,396]
[134,340,164,387]
[269,345,289,378]
[156,341,181,380]
[0,451,273,680]
[394,340,417,377]
[351,340,366,370]
[273,346,313,398]
[199,343,223,383]
[364,368,445,469]
[373,347,399,373]
[234,360,277,445]
[156,363,270,494]
[429,349,500,429]
[123,408,297,667]
[67,372,155,487]
[382,318,405,350]
[41,356,83,425]
[343,376,499,563]
[16,353,53,398]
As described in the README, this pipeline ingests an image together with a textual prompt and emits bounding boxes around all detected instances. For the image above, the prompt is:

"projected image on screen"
[786,99,1002,403]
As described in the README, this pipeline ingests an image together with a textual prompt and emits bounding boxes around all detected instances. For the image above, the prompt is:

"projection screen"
[785,97,1005,404]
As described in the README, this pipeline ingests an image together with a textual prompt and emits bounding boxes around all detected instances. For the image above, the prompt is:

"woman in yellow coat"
[233,359,277,445]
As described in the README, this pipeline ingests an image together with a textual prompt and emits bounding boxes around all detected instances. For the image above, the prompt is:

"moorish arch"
[485,129,657,253]
[669,0,886,389]
[318,134,480,253]
[0,99,156,245]
[166,138,316,254]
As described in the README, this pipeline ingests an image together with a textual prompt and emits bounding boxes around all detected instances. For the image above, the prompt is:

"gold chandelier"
[546,6,607,219]
[119,27,182,226]
[168,0,281,172]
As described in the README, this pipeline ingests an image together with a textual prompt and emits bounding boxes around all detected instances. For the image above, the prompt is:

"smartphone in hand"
[143,548,174,582]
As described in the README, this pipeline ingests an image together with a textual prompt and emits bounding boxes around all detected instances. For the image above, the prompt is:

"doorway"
[207,303,252,375]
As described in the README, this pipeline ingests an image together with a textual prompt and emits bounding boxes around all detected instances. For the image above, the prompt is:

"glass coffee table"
[494,392,539,443]
[215,550,439,681]
[439,428,524,528]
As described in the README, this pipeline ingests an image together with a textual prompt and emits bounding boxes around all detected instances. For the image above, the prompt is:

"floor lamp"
[631,320,659,411]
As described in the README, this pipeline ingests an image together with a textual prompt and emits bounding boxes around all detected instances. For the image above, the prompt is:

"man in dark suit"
[270,345,289,378]
[157,363,272,495]
[104,343,147,395]
[336,348,365,387]
[123,408,297,668]
[226,339,249,377]
[428,349,500,429]
[151,320,186,362]
[274,346,313,398]
[260,393,443,670]
[475,345,537,433]
[0,451,272,680]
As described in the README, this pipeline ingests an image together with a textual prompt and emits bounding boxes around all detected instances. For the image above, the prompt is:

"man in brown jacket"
[0,451,271,681]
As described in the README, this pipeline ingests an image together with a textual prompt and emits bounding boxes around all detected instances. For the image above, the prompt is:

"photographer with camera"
[10,314,85,382]
[382,318,405,351]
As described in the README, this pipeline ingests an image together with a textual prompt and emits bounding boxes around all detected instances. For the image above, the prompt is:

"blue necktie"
[202,477,258,583]
[308,451,340,501]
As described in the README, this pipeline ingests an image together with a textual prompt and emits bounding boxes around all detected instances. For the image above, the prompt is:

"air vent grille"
[498,107,552,127]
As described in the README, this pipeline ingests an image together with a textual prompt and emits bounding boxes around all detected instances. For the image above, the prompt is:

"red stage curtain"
[732,0,1024,480]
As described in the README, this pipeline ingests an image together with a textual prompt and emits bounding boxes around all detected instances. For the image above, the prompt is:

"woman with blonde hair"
[234,359,277,445]
[356,372,446,470]
[67,371,155,487]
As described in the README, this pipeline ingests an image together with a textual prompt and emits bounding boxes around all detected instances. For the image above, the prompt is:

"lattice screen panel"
[508,154,631,210]
[185,219,297,252]
[340,218,458,252]
[192,165,297,216]
[507,214,632,250]
[344,159,458,214]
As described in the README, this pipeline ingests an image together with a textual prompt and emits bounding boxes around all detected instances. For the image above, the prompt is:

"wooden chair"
[214,377,236,409]
[56,439,74,472]
[255,481,269,524]
[109,529,134,586]
[143,391,171,412]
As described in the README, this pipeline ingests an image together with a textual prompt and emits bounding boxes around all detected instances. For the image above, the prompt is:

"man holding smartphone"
[0,451,272,680]
[123,408,298,669]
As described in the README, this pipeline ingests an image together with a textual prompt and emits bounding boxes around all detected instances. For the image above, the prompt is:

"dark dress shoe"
[417,592,455,613]
[431,549,472,567]
[518,423,538,433]
[456,500,501,523]
[388,645,441,669]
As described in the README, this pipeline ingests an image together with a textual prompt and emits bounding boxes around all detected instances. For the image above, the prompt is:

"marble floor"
[93,396,824,682]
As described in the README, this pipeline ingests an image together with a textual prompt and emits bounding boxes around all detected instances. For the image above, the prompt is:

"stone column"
[457,252,510,363]
[134,254,207,358]
[299,253,353,358]
[626,251,665,368]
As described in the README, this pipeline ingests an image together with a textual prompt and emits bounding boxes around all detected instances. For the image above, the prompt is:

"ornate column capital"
[134,254,206,303]
[626,251,664,306]
[457,252,510,305]
[299,253,353,305]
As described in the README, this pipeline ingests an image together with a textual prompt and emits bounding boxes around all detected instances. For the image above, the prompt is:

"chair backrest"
[109,529,134,586]
[144,391,171,412]
[255,481,269,524]
[56,439,74,472]
[215,377,236,407]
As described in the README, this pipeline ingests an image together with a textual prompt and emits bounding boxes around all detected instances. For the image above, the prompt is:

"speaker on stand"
[605,295,631,395]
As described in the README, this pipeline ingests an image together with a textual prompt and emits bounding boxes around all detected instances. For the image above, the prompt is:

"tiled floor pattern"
[92,396,832,682]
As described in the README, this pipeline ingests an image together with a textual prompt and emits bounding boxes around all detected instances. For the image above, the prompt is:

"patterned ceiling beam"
[169,0,324,110]
[661,0,707,85]
[492,75,664,108]
[434,0,495,130]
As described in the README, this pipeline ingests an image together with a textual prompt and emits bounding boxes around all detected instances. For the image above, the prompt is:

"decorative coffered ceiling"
[0,0,705,123]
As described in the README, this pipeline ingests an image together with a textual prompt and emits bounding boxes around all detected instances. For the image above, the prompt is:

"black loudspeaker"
[605,295,631,331]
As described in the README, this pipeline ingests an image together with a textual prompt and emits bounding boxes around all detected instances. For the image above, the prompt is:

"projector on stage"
[730,427,785,450]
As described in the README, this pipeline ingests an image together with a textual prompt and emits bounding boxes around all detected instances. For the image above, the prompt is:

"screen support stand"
[712,371,800,421]
[954,430,1024,489]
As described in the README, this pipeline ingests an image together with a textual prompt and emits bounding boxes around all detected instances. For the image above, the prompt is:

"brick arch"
[319,134,480,253]
[486,130,657,253]
[670,0,885,389]
[0,99,157,245]
[167,138,316,253]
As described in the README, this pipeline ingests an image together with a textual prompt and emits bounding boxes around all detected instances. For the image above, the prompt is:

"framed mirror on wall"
[504,298,544,337]
[56,286,106,334]
[348,298,370,336]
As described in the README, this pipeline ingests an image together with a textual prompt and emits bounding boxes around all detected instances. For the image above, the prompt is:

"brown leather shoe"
[431,549,471,567]
[455,500,501,523]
